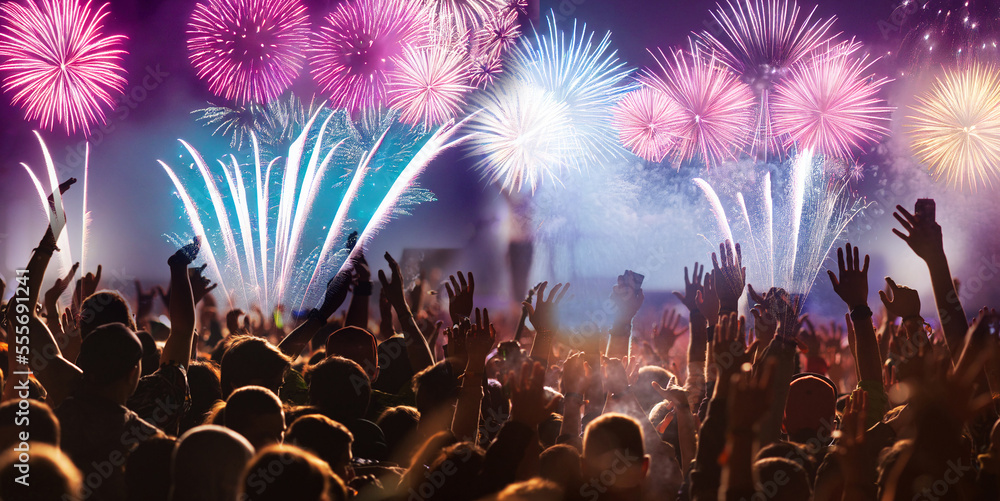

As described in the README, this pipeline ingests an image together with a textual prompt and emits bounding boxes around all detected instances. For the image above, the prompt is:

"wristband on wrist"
[850,304,873,320]
[564,392,585,403]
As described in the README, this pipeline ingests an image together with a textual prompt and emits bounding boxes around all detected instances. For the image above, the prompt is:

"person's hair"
[753,457,812,501]
[239,444,346,501]
[307,356,370,420]
[539,444,583,489]
[756,441,817,483]
[376,405,420,460]
[325,326,378,381]
[421,442,485,501]
[877,439,913,498]
[0,443,81,501]
[76,322,143,385]
[181,361,223,432]
[539,412,563,449]
[633,366,674,411]
[583,413,645,460]
[0,398,59,449]
[372,337,413,394]
[136,330,161,377]
[224,386,285,448]
[220,336,291,397]
[80,290,137,339]
[172,425,254,501]
[125,437,175,501]
[286,414,354,472]
[412,359,459,416]
[495,478,564,501]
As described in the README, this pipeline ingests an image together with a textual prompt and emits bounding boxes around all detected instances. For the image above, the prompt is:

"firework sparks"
[0,0,127,136]
[466,81,576,193]
[427,0,506,34]
[388,44,472,125]
[311,0,431,113]
[771,42,892,159]
[187,0,309,104]
[611,86,681,162]
[907,62,1000,190]
[474,7,520,56]
[645,45,755,167]
[469,51,503,87]
[508,14,633,165]
[699,0,837,156]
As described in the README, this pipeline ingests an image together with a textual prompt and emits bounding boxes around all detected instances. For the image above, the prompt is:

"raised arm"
[451,309,495,441]
[344,254,372,329]
[160,239,202,367]
[277,266,351,358]
[607,272,643,360]
[378,252,433,372]
[524,281,569,365]
[891,203,967,360]
[673,263,709,410]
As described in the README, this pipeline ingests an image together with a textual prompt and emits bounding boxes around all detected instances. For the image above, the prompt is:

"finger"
[555,283,570,303]
[711,252,721,272]
[862,254,870,274]
[891,228,911,242]
[837,247,845,274]
[475,307,482,328]
[457,272,468,291]
[445,282,455,300]
[892,211,914,232]
[827,270,839,288]
[468,272,475,294]
[885,276,898,291]
[521,302,535,318]
[204,283,218,294]
[683,266,690,286]
[696,263,703,282]
[547,283,563,303]
[672,291,685,303]
[94,265,102,285]
[535,282,548,307]
[747,283,764,304]
[896,204,917,225]
[378,269,389,287]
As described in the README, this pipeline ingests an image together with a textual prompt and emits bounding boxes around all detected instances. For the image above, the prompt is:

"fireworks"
[611,86,681,162]
[0,0,127,136]
[427,0,506,34]
[465,82,575,193]
[163,108,465,311]
[645,45,755,167]
[907,63,1000,190]
[311,0,431,113]
[507,14,632,165]
[187,0,309,104]
[387,44,472,126]
[474,7,521,56]
[893,0,1000,68]
[771,43,892,159]
[699,0,837,156]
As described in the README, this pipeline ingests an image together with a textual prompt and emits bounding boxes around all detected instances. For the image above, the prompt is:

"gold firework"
[907,63,1000,190]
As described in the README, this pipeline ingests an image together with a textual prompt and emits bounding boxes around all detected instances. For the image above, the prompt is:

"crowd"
[1,188,999,501]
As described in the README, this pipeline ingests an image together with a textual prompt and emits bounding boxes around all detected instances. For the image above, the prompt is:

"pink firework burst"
[611,86,681,162]
[187,0,309,104]
[469,51,503,88]
[0,0,127,136]
[387,44,472,125]
[644,46,755,167]
[699,0,838,156]
[311,0,431,113]
[473,7,520,56]
[771,43,892,159]
[428,0,506,34]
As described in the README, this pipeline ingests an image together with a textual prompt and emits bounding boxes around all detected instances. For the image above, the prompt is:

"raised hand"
[602,357,630,396]
[879,277,921,320]
[651,308,688,359]
[135,279,160,321]
[827,243,870,310]
[44,262,78,311]
[508,361,561,428]
[834,389,869,489]
[523,281,569,334]
[727,359,776,430]
[892,203,944,263]
[672,262,704,314]
[188,264,218,305]
[168,236,201,267]
[712,240,745,312]
[560,352,592,397]
[319,265,352,318]
[467,308,496,368]
[712,313,754,383]
[377,252,409,315]
[611,273,643,322]
[72,264,102,310]
[445,271,475,324]
[696,271,721,326]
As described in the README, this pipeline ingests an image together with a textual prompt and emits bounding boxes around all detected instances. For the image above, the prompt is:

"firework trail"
[162,107,465,312]
[906,62,1000,190]
[698,0,837,157]
[771,41,892,159]
[427,0,506,34]
[893,0,1000,68]
[311,0,431,113]
[644,44,755,168]
[187,0,310,104]
[0,0,127,136]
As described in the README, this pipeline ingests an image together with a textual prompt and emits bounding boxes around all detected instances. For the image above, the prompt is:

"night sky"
[2,0,999,318]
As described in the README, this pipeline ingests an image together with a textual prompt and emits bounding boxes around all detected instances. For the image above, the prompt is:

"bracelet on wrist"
[563,391,585,403]
[850,304,873,320]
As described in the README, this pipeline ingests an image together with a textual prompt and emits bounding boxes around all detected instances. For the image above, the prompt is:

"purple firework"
[311,0,431,113]
[188,0,309,104]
